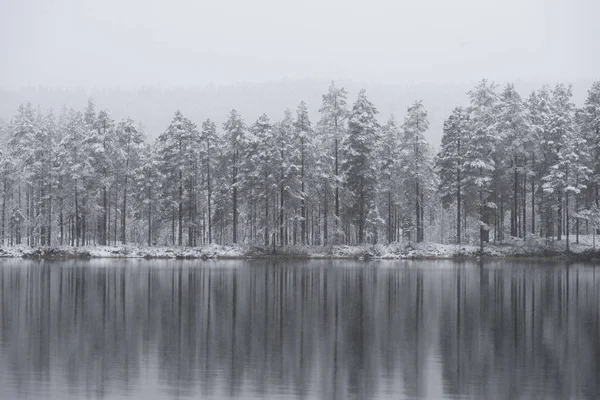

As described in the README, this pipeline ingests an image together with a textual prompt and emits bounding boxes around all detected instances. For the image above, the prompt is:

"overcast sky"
[1,0,598,89]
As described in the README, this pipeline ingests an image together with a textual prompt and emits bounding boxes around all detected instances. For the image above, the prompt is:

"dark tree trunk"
[522,173,526,239]
[531,178,535,234]
[265,183,269,247]
[301,138,306,245]
[566,192,570,251]
[457,184,461,245]
[416,181,421,243]
[178,170,183,246]
[207,151,212,244]
[323,190,328,246]
[232,149,238,244]
[147,173,152,246]
[388,190,392,244]
[75,189,79,247]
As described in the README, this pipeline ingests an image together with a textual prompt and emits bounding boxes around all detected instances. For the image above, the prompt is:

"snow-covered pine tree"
[542,122,592,251]
[378,115,402,243]
[497,83,532,239]
[156,110,198,246]
[318,81,349,244]
[245,114,276,246]
[465,80,499,251]
[114,117,145,244]
[581,82,600,217]
[401,100,434,243]
[200,118,218,244]
[92,109,117,245]
[273,109,300,246]
[294,101,313,245]
[435,107,470,244]
[343,89,380,244]
[542,84,591,250]
[132,141,160,246]
[223,110,246,244]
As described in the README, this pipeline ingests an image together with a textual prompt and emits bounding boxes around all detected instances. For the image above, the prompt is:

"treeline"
[436,81,600,251]
[0,80,598,249]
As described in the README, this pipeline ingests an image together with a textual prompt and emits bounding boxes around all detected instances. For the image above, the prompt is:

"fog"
[1,0,598,88]
[0,0,597,145]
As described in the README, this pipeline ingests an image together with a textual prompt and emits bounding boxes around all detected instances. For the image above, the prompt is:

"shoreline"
[1,241,600,262]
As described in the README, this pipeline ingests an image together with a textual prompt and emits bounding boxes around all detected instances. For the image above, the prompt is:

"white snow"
[1,236,599,261]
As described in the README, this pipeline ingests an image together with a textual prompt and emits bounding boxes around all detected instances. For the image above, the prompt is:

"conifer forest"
[1,80,599,251]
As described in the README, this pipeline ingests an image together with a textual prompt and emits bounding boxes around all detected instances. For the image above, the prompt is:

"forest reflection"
[0,259,598,400]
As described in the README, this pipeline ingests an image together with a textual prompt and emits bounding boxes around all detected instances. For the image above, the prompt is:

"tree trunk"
[178,170,183,246]
[576,194,579,244]
[522,173,526,239]
[557,191,562,241]
[513,166,518,237]
[420,191,424,242]
[75,189,79,247]
[147,174,152,246]
[323,189,328,246]
[1,176,5,246]
[387,189,392,244]
[301,138,306,245]
[416,181,420,243]
[566,192,570,252]
[457,187,461,245]
[188,176,193,247]
[280,182,284,247]
[114,191,118,245]
[265,183,269,247]
[207,152,212,245]
[122,175,128,245]
[531,178,535,235]
[335,135,339,244]
[232,149,238,244]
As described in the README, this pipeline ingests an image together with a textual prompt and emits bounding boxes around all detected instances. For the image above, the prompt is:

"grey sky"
[1,0,598,89]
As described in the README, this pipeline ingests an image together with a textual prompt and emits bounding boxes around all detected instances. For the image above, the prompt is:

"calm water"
[0,259,598,400]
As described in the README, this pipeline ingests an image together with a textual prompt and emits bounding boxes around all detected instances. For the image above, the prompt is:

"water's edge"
[2,244,600,262]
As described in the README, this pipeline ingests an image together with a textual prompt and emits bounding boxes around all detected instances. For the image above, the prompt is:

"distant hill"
[0,79,594,148]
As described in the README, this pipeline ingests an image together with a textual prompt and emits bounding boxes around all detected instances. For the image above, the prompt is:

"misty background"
[1,0,598,146]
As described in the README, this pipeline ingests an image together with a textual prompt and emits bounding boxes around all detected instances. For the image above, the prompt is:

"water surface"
[0,259,598,399]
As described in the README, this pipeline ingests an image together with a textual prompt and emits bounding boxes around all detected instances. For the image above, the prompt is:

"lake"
[0,259,598,399]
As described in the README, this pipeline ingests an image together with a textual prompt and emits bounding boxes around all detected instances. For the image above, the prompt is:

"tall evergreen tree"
[464,80,499,251]
[401,100,433,242]
[435,107,470,244]
[223,110,246,244]
[343,89,380,244]
[318,82,348,243]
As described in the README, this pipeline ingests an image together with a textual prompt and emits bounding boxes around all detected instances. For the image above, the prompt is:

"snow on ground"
[0,235,599,260]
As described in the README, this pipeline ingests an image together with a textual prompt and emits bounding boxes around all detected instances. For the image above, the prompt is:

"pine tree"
[92,109,117,245]
[581,82,600,214]
[200,119,218,244]
[115,117,145,244]
[343,89,380,244]
[294,101,313,245]
[273,109,300,246]
[542,124,592,251]
[318,81,348,243]
[132,142,160,246]
[223,110,246,244]
[497,83,532,239]
[245,114,276,246]
[157,110,198,246]
[401,100,433,243]
[378,116,402,243]
[435,107,470,244]
[465,80,499,251]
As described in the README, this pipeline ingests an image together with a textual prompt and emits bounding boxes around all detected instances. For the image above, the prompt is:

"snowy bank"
[1,236,600,261]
